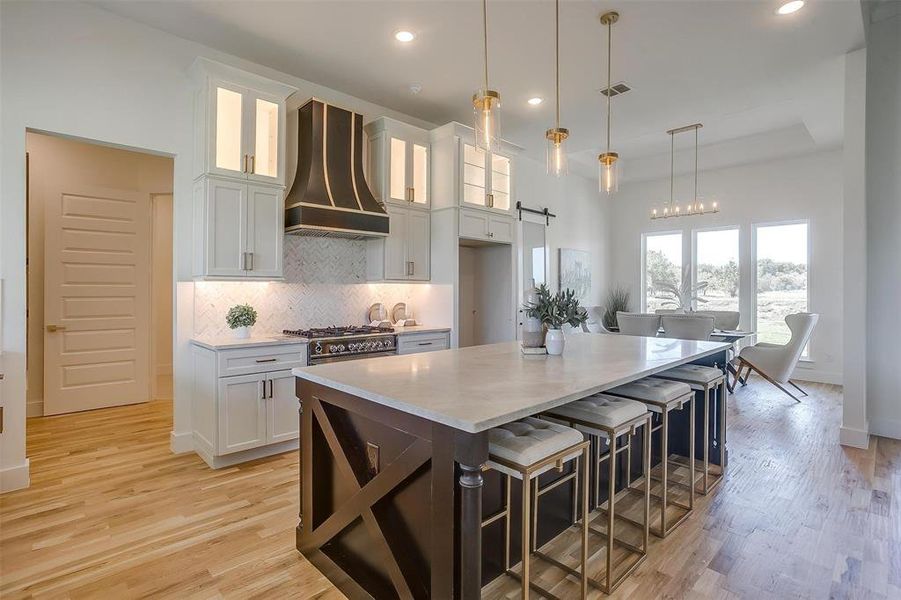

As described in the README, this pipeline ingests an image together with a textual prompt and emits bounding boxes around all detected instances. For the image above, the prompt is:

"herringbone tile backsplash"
[193,236,433,337]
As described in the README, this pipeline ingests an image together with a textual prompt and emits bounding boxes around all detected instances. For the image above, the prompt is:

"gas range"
[283,325,397,364]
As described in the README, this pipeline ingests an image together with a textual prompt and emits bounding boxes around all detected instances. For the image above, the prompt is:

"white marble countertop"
[293,335,731,433]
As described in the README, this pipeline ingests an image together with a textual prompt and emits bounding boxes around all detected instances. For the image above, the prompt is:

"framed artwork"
[559,249,591,303]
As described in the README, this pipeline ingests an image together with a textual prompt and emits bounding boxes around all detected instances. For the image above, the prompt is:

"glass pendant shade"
[546,128,569,176]
[598,152,620,195]
[473,89,501,152]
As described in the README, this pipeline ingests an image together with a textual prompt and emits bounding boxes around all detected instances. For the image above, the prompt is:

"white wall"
[609,149,844,384]
[0,0,438,491]
[864,5,901,440]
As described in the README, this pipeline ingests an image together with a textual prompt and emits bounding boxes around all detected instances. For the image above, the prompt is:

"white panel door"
[246,90,283,184]
[206,178,247,277]
[210,82,248,179]
[218,374,267,454]
[384,205,408,280]
[407,209,430,281]
[44,185,151,414]
[245,184,283,277]
[488,216,515,244]
[267,370,299,444]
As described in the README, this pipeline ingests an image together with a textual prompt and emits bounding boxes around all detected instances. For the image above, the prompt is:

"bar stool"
[482,417,590,599]
[542,395,652,594]
[653,364,727,494]
[606,378,695,537]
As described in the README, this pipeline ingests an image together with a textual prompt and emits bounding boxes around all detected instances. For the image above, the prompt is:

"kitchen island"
[292,334,730,599]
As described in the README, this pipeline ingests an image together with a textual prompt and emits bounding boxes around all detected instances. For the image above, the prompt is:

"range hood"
[285,98,389,238]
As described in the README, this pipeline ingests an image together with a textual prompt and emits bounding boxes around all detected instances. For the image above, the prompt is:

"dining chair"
[660,314,715,341]
[654,309,685,315]
[694,310,740,331]
[616,312,660,337]
[581,306,610,333]
[735,312,819,402]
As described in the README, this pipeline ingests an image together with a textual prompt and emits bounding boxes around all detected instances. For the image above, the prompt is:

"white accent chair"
[695,310,740,331]
[654,308,685,315]
[736,312,819,402]
[616,312,660,337]
[581,306,610,333]
[660,314,715,341]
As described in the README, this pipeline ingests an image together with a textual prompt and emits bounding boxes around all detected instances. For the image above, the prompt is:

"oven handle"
[310,350,397,365]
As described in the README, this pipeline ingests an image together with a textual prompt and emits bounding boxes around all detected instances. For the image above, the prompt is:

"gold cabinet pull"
[250,155,255,174]
[46,324,66,332]
[243,154,249,173]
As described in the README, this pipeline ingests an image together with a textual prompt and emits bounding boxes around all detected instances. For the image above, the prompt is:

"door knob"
[46,325,66,332]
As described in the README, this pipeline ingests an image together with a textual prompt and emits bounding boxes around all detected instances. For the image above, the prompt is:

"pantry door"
[43,184,152,415]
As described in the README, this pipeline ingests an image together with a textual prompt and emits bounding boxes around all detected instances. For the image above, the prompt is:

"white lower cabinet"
[192,342,305,468]
[397,331,450,355]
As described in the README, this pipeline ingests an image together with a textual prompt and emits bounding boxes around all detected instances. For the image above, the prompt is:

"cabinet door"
[211,83,248,179]
[217,374,267,454]
[267,370,299,444]
[206,178,247,277]
[388,137,408,203]
[462,143,488,208]
[489,154,511,211]
[410,142,429,207]
[247,93,282,184]
[407,209,430,281]
[488,215,514,244]
[459,209,489,240]
[384,205,409,280]
[245,184,283,277]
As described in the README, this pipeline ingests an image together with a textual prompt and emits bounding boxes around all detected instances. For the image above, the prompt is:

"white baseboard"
[0,460,31,493]
[791,365,842,385]
[194,437,299,469]
[839,425,870,449]
[27,399,44,417]
[169,430,194,454]
[870,417,901,441]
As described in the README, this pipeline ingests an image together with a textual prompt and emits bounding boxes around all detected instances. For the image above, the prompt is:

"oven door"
[309,351,397,365]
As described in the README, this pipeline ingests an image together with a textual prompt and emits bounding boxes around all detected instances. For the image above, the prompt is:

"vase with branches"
[523,284,587,355]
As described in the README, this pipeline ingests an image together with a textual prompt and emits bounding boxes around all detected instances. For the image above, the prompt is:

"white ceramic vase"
[232,326,251,339]
[545,328,565,356]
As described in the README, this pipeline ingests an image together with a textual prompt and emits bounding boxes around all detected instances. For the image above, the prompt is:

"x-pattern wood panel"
[306,397,431,600]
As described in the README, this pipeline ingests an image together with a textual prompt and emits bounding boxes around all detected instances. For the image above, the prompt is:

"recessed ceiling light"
[527,97,543,106]
[777,1,804,15]
[394,30,415,43]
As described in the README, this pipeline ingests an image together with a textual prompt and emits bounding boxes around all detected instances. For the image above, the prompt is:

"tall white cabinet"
[364,117,431,282]
[191,58,296,280]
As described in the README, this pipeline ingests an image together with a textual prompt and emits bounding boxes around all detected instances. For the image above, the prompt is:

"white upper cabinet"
[192,58,296,185]
[429,122,521,214]
[365,117,430,208]
[366,204,430,282]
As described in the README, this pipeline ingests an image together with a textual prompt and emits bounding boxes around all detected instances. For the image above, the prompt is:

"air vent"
[599,82,632,98]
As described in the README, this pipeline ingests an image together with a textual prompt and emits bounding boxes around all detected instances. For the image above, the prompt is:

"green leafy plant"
[225,304,258,329]
[656,264,708,309]
[523,284,588,330]
[602,286,631,330]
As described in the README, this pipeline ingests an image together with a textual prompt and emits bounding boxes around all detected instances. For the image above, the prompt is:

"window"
[694,228,740,313]
[643,232,683,312]
[755,222,808,349]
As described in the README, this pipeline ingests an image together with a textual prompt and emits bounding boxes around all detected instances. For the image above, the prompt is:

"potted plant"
[226,304,258,339]
[602,285,631,331]
[523,284,587,355]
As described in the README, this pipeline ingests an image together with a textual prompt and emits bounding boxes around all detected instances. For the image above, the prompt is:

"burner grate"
[283,325,395,339]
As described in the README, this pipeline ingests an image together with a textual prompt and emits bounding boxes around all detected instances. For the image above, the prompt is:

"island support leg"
[456,431,489,600]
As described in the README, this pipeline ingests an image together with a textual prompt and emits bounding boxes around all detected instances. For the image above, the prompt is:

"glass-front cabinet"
[460,142,512,212]
[365,117,430,207]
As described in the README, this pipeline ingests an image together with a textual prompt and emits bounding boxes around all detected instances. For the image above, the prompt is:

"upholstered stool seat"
[488,417,585,476]
[546,394,647,430]
[607,379,691,413]
[483,418,590,599]
[607,377,695,538]
[654,364,722,386]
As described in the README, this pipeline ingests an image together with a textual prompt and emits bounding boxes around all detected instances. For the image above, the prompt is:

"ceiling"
[93,0,864,179]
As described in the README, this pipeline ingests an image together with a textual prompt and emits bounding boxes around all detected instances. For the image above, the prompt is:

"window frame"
[751,218,811,358]
[640,229,684,313]
[691,225,741,313]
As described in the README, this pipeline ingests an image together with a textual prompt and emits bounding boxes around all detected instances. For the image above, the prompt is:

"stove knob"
[347,343,356,352]
[329,345,338,353]
[314,342,322,354]
[385,338,394,348]
[364,342,373,351]
[337,344,345,353]
[375,341,384,350]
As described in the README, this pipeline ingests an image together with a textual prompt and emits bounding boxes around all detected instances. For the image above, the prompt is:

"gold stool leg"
[605,433,617,594]
[505,474,512,571]
[702,383,710,495]
[521,473,531,600]
[531,478,538,553]
[689,397,696,511]
[580,448,590,599]
[659,408,669,537]
[643,416,651,552]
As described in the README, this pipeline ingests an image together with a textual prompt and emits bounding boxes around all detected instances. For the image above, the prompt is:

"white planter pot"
[545,329,565,356]
[232,326,252,339]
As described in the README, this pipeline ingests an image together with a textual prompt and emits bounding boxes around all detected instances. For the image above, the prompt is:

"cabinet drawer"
[397,332,450,355]
[459,210,488,240]
[217,345,306,377]
[488,216,514,243]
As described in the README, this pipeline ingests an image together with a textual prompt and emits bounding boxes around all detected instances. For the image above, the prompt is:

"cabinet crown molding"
[190,57,298,99]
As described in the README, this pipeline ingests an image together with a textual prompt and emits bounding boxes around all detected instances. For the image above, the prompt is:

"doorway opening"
[25,131,174,418]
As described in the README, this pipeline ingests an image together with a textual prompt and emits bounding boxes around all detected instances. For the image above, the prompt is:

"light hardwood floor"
[1,382,899,599]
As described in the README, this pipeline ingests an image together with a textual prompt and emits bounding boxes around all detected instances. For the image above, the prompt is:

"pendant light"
[546,0,569,176]
[650,123,720,219]
[598,11,620,195]
[473,0,501,152]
